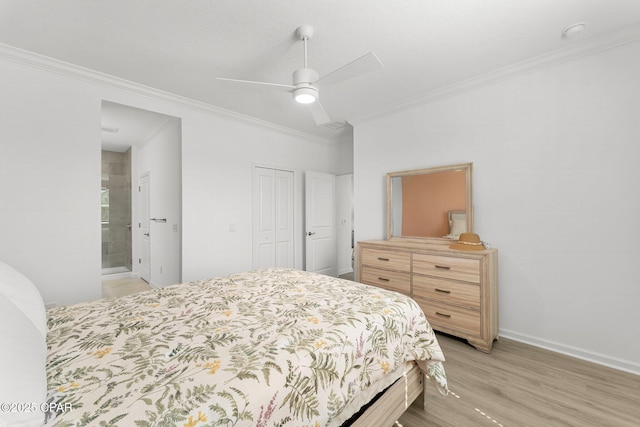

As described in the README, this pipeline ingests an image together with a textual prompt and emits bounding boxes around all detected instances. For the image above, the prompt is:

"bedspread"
[46,268,447,426]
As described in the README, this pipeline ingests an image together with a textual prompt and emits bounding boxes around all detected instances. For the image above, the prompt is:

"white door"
[252,167,294,269]
[336,174,354,276]
[305,171,337,276]
[274,170,294,267]
[138,172,150,283]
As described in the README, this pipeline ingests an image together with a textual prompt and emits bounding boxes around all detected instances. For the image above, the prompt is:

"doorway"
[100,101,182,287]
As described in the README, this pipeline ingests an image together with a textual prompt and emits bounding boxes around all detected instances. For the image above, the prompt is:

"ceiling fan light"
[295,93,316,104]
[293,87,317,104]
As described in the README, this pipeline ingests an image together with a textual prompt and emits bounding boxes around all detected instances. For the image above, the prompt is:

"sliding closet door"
[252,166,294,269]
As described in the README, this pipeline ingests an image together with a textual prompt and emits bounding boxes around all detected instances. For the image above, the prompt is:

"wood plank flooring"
[398,333,640,427]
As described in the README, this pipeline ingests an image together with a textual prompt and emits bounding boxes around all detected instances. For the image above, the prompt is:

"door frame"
[138,171,151,283]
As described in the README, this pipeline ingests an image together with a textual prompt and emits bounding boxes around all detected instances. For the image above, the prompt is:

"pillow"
[450,212,467,222]
[0,261,47,338]
[0,292,47,427]
[449,219,467,237]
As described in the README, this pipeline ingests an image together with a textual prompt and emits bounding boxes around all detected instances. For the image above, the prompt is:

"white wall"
[354,40,640,374]
[0,47,349,306]
[180,111,347,281]
[132,119,182,288]
[0,58,102,306]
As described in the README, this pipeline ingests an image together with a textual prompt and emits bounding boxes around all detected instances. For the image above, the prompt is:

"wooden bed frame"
[351,363,426,426]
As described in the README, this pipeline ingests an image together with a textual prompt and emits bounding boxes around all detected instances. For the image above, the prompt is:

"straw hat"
[449,232,485,251]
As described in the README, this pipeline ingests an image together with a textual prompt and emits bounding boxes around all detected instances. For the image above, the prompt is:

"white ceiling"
[2,1,640,143]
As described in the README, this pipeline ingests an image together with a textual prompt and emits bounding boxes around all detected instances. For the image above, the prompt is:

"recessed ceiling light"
[562,23,587,38]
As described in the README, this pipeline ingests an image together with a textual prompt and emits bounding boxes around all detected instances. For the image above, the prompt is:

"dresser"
[357,239,498,353]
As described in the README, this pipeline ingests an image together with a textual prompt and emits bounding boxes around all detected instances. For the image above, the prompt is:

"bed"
[1,263,447,426]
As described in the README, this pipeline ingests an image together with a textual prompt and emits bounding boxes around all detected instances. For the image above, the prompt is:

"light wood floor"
[398,333,640,427]
[102,277,151,298]
[339,271,355,281]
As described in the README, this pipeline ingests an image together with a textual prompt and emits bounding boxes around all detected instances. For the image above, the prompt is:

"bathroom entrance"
[100,100,182,287]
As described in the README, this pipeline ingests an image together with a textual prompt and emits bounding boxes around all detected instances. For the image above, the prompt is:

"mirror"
[387,163,473,242]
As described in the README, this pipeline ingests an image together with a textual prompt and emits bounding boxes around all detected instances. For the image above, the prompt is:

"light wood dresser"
[357,239,498,352]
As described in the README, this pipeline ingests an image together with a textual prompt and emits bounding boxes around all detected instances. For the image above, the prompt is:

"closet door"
[252,167,294,269]
[274,170,294,267]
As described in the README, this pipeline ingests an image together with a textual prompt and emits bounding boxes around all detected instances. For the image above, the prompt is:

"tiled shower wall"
[101,149,132,270]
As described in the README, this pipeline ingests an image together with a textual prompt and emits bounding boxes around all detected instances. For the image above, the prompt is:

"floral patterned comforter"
[46,268,447,426]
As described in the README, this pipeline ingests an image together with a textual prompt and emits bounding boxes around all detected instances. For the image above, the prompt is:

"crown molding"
[0,42,332,145]
[350,24,640,126]
[135,116,179,148]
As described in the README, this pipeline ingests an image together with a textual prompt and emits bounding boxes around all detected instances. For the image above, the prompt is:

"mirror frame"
[386,162,473,243]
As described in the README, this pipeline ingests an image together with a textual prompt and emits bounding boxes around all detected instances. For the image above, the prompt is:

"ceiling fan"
[217,25,383,126]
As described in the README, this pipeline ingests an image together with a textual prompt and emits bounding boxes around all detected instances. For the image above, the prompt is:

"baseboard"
[101,271,141,281]
[338,268,354,276]
[101,271,132,281]
[499,328,640,376]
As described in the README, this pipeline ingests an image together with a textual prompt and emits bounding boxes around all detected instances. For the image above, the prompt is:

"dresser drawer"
[413,276,480,309]
[361,248,411,272]
[415,297,481,336]
[361,266,411,295]
[413,253,480,283]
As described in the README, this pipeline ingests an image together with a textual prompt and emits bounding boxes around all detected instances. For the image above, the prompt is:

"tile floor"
[102,277,151,298]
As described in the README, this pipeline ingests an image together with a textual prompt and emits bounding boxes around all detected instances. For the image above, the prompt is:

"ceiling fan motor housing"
[293,67,319,85]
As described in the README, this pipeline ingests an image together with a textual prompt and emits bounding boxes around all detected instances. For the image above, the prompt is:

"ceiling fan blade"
[217,77,294,91]
[315,51,383,87]
[308,100,331,125]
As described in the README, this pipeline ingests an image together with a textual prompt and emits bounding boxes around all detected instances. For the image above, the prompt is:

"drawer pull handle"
[435,265,451,270]
[435,288,451,294]
[435,312,451,318]
[377,257,390,261]
[378,277,390,282]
